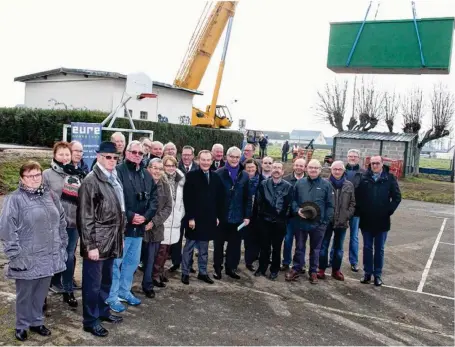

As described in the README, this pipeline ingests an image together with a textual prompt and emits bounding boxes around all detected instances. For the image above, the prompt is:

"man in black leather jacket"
[254,162,293,280]
[77,142,126,337]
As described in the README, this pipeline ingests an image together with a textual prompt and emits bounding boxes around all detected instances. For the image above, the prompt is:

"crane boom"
[174,1,237,90]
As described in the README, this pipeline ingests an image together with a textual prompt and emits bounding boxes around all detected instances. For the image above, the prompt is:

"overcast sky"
[1,0,454,137]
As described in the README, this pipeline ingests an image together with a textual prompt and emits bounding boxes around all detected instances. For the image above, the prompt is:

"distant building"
[290,130,326,145]
[324,136,334,146]
[263,130,290,146]
[14,67,202,124]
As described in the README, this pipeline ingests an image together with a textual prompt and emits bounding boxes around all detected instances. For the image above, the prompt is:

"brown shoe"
[317,269,326,279]
[309,273,318,284]
[285,269,299,281]
[332,270,344,281]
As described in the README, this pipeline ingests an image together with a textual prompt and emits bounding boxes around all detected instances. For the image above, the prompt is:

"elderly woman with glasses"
[0,161,68,341]
[141,158,172,299]
[151,155,185,287]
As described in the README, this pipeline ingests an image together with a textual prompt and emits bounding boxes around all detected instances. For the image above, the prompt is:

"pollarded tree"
[353,77,384,131]
[315,80,350,133]
[383,91,400,133]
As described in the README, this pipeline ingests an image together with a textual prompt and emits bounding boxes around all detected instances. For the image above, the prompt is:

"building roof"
[290,130,323,140]
[334,130,417,142]
[263,131,290,140]
[14,67,203,95]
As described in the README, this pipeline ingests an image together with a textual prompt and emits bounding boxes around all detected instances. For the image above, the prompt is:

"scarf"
[97,163,125,212]
[19,180,45,196]
[346,163,360,171]
[330,175,345,190]
[166,171,178,201]
[225,162,239,183]
[249,174,260,194]
[51,159,84,204]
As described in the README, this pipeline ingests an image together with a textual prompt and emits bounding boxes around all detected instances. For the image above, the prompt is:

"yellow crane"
[174,2,237,129]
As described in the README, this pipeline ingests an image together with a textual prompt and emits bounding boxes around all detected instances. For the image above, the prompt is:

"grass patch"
[0,157,50,194]
[420,157,452,170]
[400,176,454,205]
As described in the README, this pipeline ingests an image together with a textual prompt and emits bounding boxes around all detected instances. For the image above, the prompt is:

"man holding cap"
[286,159,334,284]
[77,142,125,337]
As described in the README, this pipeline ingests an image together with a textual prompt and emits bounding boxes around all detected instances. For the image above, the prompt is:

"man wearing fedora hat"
[286,159,334,284]
[77,141,126,337]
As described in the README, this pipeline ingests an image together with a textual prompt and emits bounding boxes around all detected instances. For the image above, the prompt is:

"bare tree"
[316,80,349,133]
[383,91,400,132]
[403,84,454,175]
[353,77,384,131]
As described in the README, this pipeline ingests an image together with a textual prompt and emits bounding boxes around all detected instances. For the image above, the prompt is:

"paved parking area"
[0,198,453,345]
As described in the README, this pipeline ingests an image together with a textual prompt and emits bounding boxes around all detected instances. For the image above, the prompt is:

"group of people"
[0,131,402,341]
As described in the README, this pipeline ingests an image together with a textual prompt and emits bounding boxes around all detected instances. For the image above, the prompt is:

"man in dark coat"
[77,142,126,337]
[169,145,199,273]
[214,146,253,280]
[281,140,290,162]
[210,143,226,171]
[181,150,224,285]
[356,155,401,287]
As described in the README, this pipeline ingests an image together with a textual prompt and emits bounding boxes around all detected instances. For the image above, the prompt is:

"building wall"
[22,73,194,125]
[335,138,382,166]
[335,138,408,167]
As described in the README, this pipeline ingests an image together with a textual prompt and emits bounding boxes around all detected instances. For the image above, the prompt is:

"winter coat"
[0,187,68,280]
[356,165,402,234]
[210,159,226,171]
[116,160,158,238]
[43,161,84,229]
[183,169,224,241]
[291,176,335,227]
[75,159,89,176]
[162,169,185,245]
[216,166,253,224]
[257,179,293,223]
[345,163,365,216]
[283,172,305,186]
[144,178,172,243]
[328,178,356,228]
[178,160,199,175]
[77,165,125,259]
[282,141,290,153]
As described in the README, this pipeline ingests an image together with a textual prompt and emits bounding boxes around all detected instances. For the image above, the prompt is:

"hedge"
[0,108,244,153]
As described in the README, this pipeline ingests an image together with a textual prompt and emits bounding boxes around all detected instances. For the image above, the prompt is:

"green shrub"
[0,108,243,152]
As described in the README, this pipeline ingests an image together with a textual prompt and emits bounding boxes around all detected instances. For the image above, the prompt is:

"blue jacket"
[216,166,253,224]
[292,176,334,227]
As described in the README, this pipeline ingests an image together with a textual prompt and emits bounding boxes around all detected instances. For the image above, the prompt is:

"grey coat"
[0,188,68,280]
[143,178,172,243]
[43,167,78,228]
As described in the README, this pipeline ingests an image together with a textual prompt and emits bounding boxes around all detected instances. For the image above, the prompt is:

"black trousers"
[241,222,260,266]
[214,222,242,271]
[258,220,286,274]
[170,225,184,266]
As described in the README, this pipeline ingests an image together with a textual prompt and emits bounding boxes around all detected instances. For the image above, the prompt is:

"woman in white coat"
[152,155,185,287]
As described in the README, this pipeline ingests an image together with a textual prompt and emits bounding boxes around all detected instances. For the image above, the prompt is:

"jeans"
[107,237,142,302]
[362,230,388,277]
[62,228,79,293]
[282,220,301,266]
[258,220,286,274]
[292,223,325,274]
[259,147,267,158]
[182,239,209,275]
[329,216,360,266]
[82,258,113,328]
[319,225,347,271]
[281,152,288,162]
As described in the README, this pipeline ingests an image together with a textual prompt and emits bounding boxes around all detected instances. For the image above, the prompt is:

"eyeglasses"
[129,150,144,156]
[101,154,119,160]
[229,155,240,159]
[332,168,344,171]
[164,164,176,168]
[72,150,83,153]
[263,162,273,165]
[371,162,382,166]
[23,173,42,179]
[307,166,321,170]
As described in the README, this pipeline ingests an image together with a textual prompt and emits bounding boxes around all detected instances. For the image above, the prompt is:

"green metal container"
[327,17,454,74]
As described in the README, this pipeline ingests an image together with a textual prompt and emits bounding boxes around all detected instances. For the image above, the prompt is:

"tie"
[185,166,189,172]
[205,171,210,184]
[215,161,219,168]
